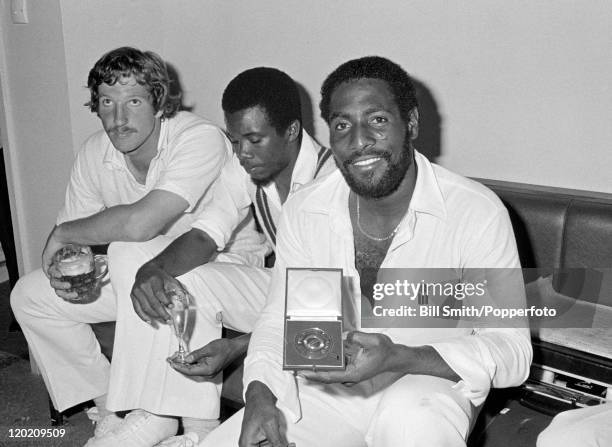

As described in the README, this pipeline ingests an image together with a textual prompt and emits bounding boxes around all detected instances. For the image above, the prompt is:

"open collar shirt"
[243,150,533,422]
[191,131,335,252]
[56,111,231,238]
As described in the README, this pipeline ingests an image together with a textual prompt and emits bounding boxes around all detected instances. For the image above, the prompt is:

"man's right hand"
[42,226,79,300]
[130,262,178,327]
[239,381,288,447]
[47,264,78,301]
[41,227,66,278]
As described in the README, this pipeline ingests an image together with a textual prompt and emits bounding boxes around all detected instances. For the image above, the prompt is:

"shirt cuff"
[154,185,197,212]
[243,357,302,423]
[191,220,230,252]
[429,336,495,407]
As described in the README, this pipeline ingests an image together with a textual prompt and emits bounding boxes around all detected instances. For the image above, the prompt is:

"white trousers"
[537,403,612,447]
[202,374,474,447]
[106,238,270,419]
[10,236,269,415]
[10,265,117,412]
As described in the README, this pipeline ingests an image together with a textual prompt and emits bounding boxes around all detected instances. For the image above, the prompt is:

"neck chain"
[355,196,402,242]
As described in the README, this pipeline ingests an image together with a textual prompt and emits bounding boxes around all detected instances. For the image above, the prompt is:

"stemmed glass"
[166,283,191,363]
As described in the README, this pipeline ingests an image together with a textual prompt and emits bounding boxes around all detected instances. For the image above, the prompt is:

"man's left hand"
[299,331,398,386]
[168,337,243,380]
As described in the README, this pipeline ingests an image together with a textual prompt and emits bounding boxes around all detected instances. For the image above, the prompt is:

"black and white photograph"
[0,1,610,446]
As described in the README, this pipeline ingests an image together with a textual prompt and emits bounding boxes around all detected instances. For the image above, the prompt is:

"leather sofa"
[469,178,612,446]
[222,178,612,411]
[82,178,612,441]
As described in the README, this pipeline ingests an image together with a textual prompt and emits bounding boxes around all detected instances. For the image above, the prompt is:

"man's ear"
[286,120,301,143]
[407,108,419,140]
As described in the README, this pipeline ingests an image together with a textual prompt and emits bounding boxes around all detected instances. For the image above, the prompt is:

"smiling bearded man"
[198,56,532,447]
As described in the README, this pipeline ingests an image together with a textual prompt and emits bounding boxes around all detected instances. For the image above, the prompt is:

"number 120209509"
[8,428,66,438]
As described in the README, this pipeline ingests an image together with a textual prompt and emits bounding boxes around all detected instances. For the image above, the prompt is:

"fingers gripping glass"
[52,244,108,303]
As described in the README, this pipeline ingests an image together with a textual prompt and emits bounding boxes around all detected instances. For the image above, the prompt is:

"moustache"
[111,127,136,135]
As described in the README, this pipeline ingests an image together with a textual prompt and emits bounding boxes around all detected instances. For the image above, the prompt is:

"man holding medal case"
[200,56,532,447]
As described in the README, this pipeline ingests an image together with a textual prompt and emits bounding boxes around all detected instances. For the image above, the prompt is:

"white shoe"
[95,414,124,438]
[85,407,124,438]
[155,432,199,447]
[84,409,178,447]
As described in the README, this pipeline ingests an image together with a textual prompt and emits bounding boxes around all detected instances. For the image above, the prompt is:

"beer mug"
[52,244,108,303]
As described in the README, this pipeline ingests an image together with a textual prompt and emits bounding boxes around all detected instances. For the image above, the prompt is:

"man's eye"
[249,139,262,145]
[129,99,142,106]
[100,98,112,107]
[372,116,388,124]
[334,122,349,131]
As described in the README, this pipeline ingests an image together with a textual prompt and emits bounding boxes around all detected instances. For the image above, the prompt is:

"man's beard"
[336,141,412,199]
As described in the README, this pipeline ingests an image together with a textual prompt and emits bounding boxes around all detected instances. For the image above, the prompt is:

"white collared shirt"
[243,151,533,422]
[191,131,335,251]
[57,111,232,238]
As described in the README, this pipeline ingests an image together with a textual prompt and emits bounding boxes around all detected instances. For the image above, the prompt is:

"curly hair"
[222,67,301,134]
[319,56,418,124]
[86,47,180,119]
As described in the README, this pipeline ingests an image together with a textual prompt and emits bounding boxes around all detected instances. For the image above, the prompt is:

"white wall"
[59,0,165,154]
[159,0,612,191]
[0,0,74,274]
[1,0,611,273]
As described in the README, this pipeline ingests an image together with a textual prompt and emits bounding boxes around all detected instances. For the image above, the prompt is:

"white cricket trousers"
[202,374,475,447]
[10,236,269,414]
[106,238,270,419]
[537,403,612,447]
[10,263,117,412]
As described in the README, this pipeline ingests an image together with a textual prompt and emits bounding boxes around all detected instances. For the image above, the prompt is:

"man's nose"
[236,141,253,159]
[350,123,376,151]
[114,105,128,127]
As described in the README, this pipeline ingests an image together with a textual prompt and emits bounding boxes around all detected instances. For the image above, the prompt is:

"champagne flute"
[166,284,191,363]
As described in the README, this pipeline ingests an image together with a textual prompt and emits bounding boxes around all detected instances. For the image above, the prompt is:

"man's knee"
[10,269,51,320]
[369,376,471,446]
[371,400,466,446]
[537,422,568,447]
[107,241,144,268]
[107,237,173,275]
[536,414,589,447]
[536,409,606,447]
[199,409,243,447]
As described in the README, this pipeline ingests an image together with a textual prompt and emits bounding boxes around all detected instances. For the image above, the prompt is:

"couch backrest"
[476,178,612,307]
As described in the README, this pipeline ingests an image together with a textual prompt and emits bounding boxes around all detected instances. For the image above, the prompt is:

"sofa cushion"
[476,180,568,269]
[563,200,612,307]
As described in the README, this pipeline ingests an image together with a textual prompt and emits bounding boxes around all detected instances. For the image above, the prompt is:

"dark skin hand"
[299,331,461,386]
[130,261,180,327]
[168,334,251,380]
[239,381,289,447]
[130,228,218,328]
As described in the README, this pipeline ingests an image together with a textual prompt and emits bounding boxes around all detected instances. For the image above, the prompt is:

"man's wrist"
[229,333,251,358]
[52,224,69,245]
[387,343,416,375]
[388,344,461,382]
[245,380,276,405]
[142,257,165,274]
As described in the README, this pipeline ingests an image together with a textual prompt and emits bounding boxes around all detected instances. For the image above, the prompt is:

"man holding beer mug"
[10,46,264,444]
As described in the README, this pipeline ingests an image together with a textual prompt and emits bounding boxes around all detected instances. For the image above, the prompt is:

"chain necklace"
[355,196,402,242]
